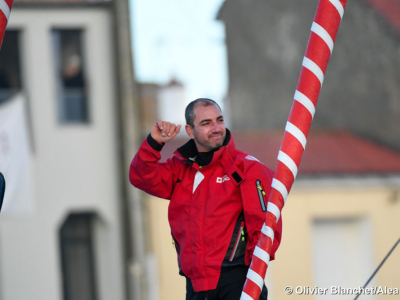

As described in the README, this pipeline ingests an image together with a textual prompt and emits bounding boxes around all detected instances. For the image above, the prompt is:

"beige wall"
[147,177,400,300]
[273,179,400,300]
[146,197,186,300]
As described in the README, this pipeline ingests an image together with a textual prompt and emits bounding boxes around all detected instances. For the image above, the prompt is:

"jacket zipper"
[256,179,267,211]
[229,221,245,261]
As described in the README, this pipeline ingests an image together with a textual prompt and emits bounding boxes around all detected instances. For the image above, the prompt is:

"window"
[0,30,22,104]
[52,30,88,123]
[60,213,98,300]
[312,218,375,300]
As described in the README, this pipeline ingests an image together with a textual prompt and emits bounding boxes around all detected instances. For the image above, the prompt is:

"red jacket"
[129,130,282,292]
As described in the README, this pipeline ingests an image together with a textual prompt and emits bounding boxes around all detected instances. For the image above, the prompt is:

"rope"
[353,237,400,300]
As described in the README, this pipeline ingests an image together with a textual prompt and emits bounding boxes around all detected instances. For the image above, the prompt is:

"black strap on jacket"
[0,172,5,212]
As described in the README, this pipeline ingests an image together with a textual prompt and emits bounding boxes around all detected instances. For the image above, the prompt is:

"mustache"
[209,132,223,138]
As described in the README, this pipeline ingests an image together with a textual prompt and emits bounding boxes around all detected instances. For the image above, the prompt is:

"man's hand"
[151,119,182,144]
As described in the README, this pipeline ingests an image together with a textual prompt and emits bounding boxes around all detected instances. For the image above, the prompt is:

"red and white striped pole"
[241,0,347,299]
[0,0,13,49]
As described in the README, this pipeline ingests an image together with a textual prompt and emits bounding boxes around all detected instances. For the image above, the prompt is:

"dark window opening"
[60,213,98,300]
[52,29,89,123]
[0,30,22,105]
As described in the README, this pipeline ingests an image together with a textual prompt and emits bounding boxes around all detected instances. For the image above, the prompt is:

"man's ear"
[185,124,195,139]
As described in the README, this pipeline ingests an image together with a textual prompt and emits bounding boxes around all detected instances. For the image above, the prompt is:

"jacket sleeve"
[129,135,181,200]
[241,160,283,264]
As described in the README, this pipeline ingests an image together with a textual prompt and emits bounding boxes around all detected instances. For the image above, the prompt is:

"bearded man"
[129,98,282,300]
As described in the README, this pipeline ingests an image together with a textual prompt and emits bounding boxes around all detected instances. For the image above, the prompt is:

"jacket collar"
[173,129,244,185]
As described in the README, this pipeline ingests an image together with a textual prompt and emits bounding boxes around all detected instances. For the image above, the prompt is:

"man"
[130,98,282,300]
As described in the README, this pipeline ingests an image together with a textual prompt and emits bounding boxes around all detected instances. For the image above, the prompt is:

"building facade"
[217,0,400,151]
[0,1,141,300]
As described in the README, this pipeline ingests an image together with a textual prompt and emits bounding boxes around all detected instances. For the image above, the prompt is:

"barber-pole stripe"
[311,22,334,53]
[0,0,10,20]
[329,0,344,18]
[302,57,324,86]
[278,151,298,179]
[254,246,270,266]
[294,90,316,118]
[271,179,288,204]
[243,1,348,299]
[241,292,253,300]
[261,223,274,242]
[285,122,307,150]
[267,202,281,222]
[247,269,264,291]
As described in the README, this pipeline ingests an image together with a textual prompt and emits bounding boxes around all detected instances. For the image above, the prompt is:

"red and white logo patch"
[216,175,230,183]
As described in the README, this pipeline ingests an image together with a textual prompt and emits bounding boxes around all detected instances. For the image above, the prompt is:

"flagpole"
[0,0,13,49]
[241,1,348,299]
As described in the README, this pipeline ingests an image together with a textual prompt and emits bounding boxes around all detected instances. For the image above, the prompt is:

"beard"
[193,130,226,152]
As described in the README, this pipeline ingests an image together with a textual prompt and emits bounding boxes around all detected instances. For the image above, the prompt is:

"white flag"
[0,94,33,214]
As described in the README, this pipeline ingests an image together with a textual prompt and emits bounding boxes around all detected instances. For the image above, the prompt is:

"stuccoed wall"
[0,8,125,300]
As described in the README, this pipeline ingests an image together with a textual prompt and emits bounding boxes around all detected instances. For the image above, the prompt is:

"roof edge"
[295,173,400,189]
[13,0,111,8]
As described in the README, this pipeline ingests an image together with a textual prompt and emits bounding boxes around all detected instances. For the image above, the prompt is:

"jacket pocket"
[222,213,247,268]
[229,221,245,261]
[255,179,267,212]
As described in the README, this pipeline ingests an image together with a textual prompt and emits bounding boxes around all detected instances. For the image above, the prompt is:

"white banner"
[0,94,33,214]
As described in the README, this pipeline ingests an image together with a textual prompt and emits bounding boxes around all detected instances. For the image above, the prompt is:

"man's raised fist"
[151,119,182,144]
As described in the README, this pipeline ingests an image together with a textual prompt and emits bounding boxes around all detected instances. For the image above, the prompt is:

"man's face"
[185,104,226,152]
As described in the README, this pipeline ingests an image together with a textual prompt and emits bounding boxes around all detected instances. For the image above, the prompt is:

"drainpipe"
[111,0,147,299]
